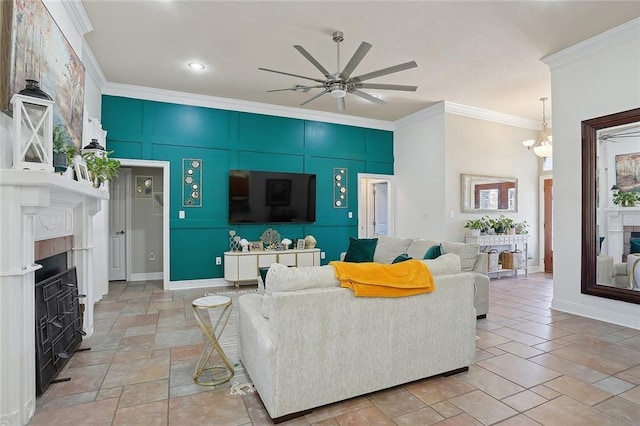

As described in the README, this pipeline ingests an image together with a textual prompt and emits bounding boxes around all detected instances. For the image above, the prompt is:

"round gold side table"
[191,295,234,386]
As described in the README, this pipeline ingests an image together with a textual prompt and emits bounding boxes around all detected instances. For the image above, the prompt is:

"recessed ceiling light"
[188,62,205,71]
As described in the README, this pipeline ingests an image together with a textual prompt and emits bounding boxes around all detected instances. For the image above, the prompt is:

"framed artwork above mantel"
[0,0,85,149]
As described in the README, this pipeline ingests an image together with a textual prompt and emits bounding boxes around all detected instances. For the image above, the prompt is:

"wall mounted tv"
[229,170,317,224]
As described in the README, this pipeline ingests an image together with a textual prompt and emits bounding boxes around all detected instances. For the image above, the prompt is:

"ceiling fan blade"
[352,61,418,82]
[258,67,326,84]
[337,97,346,112]
[267,85,324,93]
[351,89,385,104]
[300,89,329,107]
[293,45,331,78]
[357,83,418,92]
[340,42,372,79]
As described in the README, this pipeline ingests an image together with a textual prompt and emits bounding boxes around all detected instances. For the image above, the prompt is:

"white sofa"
[342,236,489,318]
[238,253,477,421]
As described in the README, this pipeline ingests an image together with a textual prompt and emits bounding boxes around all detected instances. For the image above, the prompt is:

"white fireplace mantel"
[604,207,640,263]
[0,170,108,426]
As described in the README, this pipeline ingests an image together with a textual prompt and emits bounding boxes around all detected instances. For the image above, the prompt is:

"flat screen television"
[229,170,317,224]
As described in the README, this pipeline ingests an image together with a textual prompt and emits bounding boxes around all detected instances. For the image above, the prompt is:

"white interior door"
[109,169,129,281]
[358,174,395,238]
[373,182,389,235]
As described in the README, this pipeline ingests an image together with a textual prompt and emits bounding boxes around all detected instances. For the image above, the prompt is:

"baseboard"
[129,272,163,282]
[167,277,249,291]
[552,299,640,330]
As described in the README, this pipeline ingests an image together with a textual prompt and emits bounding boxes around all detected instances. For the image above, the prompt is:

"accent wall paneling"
[101,95,393,281]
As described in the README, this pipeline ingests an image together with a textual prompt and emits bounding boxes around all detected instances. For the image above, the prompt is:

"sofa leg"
[271,409,313,424]
[442,366,469,377]
[477,314,487,319]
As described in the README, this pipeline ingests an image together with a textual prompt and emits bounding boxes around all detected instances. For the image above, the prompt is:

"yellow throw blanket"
[330,259,435,297]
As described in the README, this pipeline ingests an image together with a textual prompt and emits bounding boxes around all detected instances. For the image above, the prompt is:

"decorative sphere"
[304,235,317,249]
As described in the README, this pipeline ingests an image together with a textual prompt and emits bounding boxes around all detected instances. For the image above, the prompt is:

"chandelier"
[522,98,552,158]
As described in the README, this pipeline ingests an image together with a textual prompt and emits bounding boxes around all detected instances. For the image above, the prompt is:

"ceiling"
[81,1,640,123]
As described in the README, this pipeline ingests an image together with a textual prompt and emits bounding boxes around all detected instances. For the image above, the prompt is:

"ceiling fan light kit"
[260,31,418,112]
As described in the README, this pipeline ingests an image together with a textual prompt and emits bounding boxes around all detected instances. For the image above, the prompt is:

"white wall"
[394,103,447,239]
[394,102,540,267]
[548,22,640,329]
[444,114,539,260]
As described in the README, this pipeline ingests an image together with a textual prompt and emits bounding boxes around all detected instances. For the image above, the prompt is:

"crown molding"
[393,102,445,129]
[60,0,93,36]
[102,83,394,131]
[542,17,640,71]
[444,102,540,130]
[393,101,539,130]
[82,39,107,91]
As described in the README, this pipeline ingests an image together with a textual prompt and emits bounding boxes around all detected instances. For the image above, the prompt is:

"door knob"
[117,230,125,235]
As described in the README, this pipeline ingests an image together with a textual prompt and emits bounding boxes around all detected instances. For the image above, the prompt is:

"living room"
[1,1,639,425]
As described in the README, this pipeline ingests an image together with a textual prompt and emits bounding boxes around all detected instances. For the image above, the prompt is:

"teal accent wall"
[102,96,394,281]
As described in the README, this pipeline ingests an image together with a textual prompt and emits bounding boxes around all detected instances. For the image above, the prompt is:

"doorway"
[108,159,171,290]
[540,176,553,273]
[357,174,396,238]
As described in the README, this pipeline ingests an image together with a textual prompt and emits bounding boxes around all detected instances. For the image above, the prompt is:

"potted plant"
[612,191,639,207]
[501,216,515,234]
[52,125,72,172]
[83,151,121,188]
[515,220,530,234]
[464,217,488,236]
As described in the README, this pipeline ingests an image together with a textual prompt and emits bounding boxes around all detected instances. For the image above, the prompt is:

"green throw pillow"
[423,244,443,260]
[631,238,640,254]
[344,237,378,263]
[392,253,412,264]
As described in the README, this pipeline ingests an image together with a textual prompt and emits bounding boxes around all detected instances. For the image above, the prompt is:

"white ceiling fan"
[259,31,418,112]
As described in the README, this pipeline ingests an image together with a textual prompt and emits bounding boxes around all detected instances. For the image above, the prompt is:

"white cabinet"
[466,234,529,278]
[224,248,321,286]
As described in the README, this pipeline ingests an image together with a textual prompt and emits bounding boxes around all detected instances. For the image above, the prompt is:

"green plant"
[515,220,530,234]
[83,152,120,188]
[464,216,489,232]
[52,125,81,165]
[613,191,639,207]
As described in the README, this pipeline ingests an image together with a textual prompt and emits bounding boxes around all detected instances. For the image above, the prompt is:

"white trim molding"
[542,17,640,71]
[61,0,93,35]
[82,39,107,91]
[552,298,640,330]
[394,101,540,130]
[130,272,164,282]
[168,277,232,291]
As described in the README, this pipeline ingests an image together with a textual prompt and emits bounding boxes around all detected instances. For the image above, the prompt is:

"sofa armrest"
[473,252,488,275]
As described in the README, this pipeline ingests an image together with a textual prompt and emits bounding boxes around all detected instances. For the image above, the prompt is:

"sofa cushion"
[373,236,413,264]
[407,239,438,260]
[423,244,443,260]
[440,241,479,272]
[261,263,340,318]
[422,253,461,275]
[392,253,412,264]
[344,237,378,263]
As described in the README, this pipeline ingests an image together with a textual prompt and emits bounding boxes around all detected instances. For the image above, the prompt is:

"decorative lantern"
[11,93,54,171]
[82,138,107,158]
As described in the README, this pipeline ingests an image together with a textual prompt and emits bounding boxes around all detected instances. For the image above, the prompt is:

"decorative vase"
[304,235,317,249]
[470,229,480,237]
[18,79,52,100]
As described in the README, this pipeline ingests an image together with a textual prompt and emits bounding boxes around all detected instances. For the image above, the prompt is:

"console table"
[466,234,529,278]
[224,248,321,286]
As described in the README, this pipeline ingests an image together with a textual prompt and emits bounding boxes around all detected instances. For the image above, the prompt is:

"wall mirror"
[461,174,518,213]
[582,107,640,304]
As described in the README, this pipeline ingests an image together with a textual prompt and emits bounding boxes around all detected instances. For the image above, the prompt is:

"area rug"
[202,288,258,395]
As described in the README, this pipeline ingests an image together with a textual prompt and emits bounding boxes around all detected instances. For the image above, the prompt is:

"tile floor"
[30,273,640,425]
